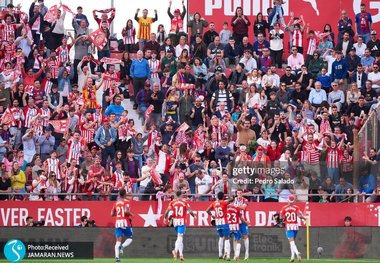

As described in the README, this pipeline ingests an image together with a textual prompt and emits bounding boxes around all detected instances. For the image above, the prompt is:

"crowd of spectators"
[0,1,379,203]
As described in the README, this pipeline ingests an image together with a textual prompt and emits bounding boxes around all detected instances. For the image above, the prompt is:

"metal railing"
[0,192,372,203]
[358,108,380,156]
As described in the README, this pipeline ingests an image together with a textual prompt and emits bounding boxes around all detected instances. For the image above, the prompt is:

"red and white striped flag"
[145,105,154,120]
[150,167,163,186]
[88,29,107,51]
[193,128,205,151]
[49,119,69,133]
[178,83,195,90]
[61,4,74,14]
[175,122,190,133]
[100,57,121,64]
[0,111,15,125]
[44,5,58,23]
[290,19,302,26]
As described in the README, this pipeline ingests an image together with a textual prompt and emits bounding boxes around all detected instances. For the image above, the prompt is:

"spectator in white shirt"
[195,170,212,201]
[239,49,257,72]
[367,64,380,90]
[353,36,367,58]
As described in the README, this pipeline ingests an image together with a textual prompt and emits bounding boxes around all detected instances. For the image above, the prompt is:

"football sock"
[290,241,299,255]
[235,243,241,258]
[244,238,249,257]
[218,237,224,257]
[225,239,231,258]
[115,241,121,258]
[122,238,132,248]
[178,236,184,256]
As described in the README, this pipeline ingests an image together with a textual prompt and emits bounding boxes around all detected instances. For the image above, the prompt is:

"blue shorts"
[115,227,133,238]
[216,224,230,238]
[229,230,242,240]
[175,225,186,235]
[240,223,249,236]
[286,230,298,239]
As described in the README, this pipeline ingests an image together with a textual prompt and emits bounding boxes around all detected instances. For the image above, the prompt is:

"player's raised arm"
[206,204,214,218]
[164,203,173,221]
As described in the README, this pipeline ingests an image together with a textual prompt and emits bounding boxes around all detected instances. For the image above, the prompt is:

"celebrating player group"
[111,189,305,262]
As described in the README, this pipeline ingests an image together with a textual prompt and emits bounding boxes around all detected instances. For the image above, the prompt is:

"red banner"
[187,0,380,38]
[88,29,107,51]
[0,201,379,227]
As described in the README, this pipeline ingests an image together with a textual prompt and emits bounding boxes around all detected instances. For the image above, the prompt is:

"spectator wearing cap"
[37,127,55,162]
[161,48,177,76]
[131,50,150,109]
[72,6,89,31]
[346,47,361,79]
[208,51,226,77]
[223,37,241,67]
[367,31,380,57]
[206,36,224,67]
[94,117,117,167]
[167,0,187,45]
[252,145,271,167]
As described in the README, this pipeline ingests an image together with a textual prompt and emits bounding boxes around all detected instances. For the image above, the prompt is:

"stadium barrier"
[1,201,379,227]
[0,227,379,259]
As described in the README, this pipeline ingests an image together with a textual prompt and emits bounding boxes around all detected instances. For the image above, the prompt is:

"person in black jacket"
[148,83,165,127]
[29,3,44,48]
[346,47,361,82]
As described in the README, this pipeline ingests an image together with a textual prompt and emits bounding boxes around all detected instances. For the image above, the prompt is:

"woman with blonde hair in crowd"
[246,69,262,89]
[45,171,60,201]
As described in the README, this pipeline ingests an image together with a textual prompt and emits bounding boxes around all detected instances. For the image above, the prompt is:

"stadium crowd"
[0,0,379,203]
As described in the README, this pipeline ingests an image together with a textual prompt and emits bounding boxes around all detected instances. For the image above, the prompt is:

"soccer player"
[234,189,250,260]
[206,192,233,260]
[163,191,196,261]
[111,189,134,262]
[227,202,247,260]
[280,195,306,262]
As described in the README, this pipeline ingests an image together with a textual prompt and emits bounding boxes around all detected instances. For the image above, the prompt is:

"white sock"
[244,238,249,257]
[224,239,231,258]
[218,237,224,257]
[178,236,184,256]
[115,241,121,258]
[235,243,241,258]
[175,239,180,253]
[122,238,132,248]
[290,244,295,258]
[290,241,299,255]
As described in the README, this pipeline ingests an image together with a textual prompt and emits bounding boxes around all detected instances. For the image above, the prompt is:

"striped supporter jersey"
[280,204,302,231]
[208,200,229,226]
[227,206,241,231]
[168,199,191,226]
[112,200,131,228]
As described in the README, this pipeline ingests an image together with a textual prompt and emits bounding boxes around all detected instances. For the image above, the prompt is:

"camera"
[32,220,45,227]
[273,213,284,228]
